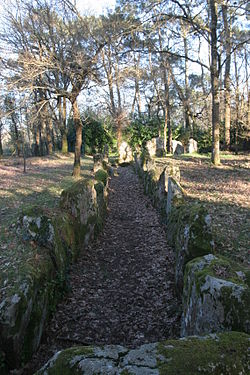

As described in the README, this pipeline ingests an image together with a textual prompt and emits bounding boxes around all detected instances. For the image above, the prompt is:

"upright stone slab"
[172,140,184,154]
[145,138,157,158]
[146,137,164,158]
[93,153,103,172]
[103,144,109,163]
[167,203,214,293]
[162,164,181,192]
[174,143,184,155]
[118,141,133,164]
[166,177,185,215]
[181,254,250,336]
[155,137,165,157]
[187,138,198,153]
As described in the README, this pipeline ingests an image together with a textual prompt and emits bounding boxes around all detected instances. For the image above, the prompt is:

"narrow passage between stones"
[25,166,180,374]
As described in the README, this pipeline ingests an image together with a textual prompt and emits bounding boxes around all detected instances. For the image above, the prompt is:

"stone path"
[24,166,180,374]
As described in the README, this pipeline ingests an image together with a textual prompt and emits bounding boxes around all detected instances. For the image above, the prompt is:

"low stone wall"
[134,152,250,338]
[0,168,110,371]
[36,331,250,374]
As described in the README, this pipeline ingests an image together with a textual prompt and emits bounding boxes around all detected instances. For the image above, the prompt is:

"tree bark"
[116,114,123,152]
[222,3,231,149]
[0,123,3,157]
[47,117,53,154]
[183,26,191,132]
[157,26,171,152]
[72,99,82,177]
[61,96,68,153]
[234,50,240,153]
[210,0,220,165]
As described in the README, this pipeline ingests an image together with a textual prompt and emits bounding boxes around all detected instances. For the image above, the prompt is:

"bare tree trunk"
[210,0,220,165]
[61,96,68,153]
[72,99,82,177]
[116,114,123,152]
[244,48,250,130]
[39,119,45,156]
[46,117,53,154]
[33,123,40,156]
[234,50,240,154]
[157,26,171,152]
[166,73,172,153]
[222,3,231,149]
[0,122,3,157]
[183,26,191,132]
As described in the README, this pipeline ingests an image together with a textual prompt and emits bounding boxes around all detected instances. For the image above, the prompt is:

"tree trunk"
[245,48,250,130]
[0,124,3,157]
[183,27,191,131]
[61,97,68,153]
[46,117,53,155]
[234,50,240,153]
[61,133,68,154]
[116,114,122,152]
[222,3,231,149]
[72,99,82,177]
[210,0,220,165]
[33,124,40,156]
[166,73,172,153]
[39,120,44,156]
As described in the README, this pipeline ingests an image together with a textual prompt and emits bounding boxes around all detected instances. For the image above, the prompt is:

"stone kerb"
[133,153,250,340]
[181,254,250,336]
[93,153,103,172]
[187,138,198,153]
[172,140,184,155]
[0,174,110,371]
[118,141,133,164]
[35,331,250,374]
[146,137,165,158]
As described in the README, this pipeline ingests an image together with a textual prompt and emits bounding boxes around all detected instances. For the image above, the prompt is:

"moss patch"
[157,331,249,375]
[36,346,94,375]
[182,255,250,335]
[94,169,108,186]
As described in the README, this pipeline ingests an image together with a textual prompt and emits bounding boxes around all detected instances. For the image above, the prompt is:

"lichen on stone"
[35,332,250,375]
[182,254,250,336]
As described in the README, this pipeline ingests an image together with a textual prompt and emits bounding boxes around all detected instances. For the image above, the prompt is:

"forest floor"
[156,152,250,266]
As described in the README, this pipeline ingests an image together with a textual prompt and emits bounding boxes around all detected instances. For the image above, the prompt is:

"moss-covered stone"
[35,332,250,375]
[21,207,54,249]
[95,169,108,186]
[182,254,250,336]
[166,177,185,215]
[60,178,97,226]
[0,250,57,367]
[157,331,250,375]
[167,203,214,293]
